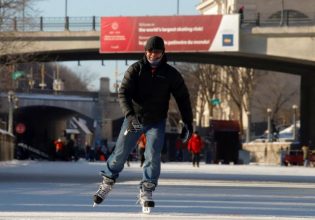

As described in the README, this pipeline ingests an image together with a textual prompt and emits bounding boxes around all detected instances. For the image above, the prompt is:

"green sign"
[211,98,221,106]
[11,71,25,80]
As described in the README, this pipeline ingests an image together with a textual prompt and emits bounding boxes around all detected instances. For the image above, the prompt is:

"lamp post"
[267,108,272,142]
[8,91,18,134]
[246,111,251,142]
[22,0,25,31]
[292,104,298,141]
[65,0,68,17]
[64,0,69,30]
[280,0,284,26]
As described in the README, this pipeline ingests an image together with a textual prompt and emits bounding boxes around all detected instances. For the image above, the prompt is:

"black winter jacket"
[118,55,193,125]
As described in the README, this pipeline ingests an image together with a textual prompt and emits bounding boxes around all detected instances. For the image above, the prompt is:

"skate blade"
[142,206,151,214]
[144,200,155,207]
[93,202,97,207]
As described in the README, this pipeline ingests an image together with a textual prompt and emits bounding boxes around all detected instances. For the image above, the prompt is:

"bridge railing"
[0,16,100,32]
[0,13,315,32]
[243,10,315,27]
[11,89,99,98]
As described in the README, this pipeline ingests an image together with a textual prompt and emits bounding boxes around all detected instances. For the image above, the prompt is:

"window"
[268,10,312,25]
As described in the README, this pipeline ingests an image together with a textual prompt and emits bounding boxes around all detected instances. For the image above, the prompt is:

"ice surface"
[0,160,315,219]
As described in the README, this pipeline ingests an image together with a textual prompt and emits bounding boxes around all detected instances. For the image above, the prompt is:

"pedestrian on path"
[188,131,204,167]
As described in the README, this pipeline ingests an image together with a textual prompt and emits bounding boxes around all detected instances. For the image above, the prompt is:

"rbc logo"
[222,34,234,46]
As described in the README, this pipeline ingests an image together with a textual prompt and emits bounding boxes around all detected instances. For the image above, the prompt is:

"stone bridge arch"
[14,93,99,120]
[13,104,96,158]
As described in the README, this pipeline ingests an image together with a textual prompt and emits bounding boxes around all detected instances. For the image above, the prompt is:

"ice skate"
[93,176,115,207]
[137,182,155,214]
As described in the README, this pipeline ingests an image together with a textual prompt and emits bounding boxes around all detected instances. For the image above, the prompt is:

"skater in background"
[188,131,204,167]
[88,145,95,162]
[137,133,146,167]
[238,5,244,24]
[93,36,193,209]
[85,141,91,161]
[279,147,287,166]
[96,144,107,161]
[302,143,310,167]
[54,138,64,160]
[175,137,184,161]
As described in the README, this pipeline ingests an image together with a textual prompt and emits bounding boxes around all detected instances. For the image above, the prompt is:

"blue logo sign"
[222,34,234,46]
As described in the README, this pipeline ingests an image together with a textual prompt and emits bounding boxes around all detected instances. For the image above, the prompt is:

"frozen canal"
[1,160,315,220]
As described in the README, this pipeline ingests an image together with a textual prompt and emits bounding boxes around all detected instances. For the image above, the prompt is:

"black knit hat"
[145,36,165,51]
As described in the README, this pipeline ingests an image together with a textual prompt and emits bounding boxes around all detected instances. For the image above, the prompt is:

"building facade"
[195,0,302,139]
[197,0,315,22]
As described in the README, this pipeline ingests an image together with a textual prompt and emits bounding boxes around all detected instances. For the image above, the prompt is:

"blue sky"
[35,0,200,17]
[34,0,200,91]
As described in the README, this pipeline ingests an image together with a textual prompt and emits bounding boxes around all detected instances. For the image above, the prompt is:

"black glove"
[180,123,193,143]
[127,115,143,133]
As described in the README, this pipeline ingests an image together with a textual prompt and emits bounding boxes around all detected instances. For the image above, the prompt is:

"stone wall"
[243,142,292,165]
[0,132,15,161]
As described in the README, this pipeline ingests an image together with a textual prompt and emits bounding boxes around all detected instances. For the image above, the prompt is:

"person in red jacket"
[137,133,146,167]
[188,132,204,167]
[54,138,64,160]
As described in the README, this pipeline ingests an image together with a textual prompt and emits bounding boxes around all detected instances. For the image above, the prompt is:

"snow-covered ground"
[1,160,315,220]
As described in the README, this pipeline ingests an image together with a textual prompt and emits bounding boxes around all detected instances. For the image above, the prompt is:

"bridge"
[0,91,100,119]
[0,16,314,75]
[1,15,315,147]
[0,78,123,155]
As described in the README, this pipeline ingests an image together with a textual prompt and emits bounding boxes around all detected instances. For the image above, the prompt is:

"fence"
[0,16,100,32]
[243,10,315,27]
[0,12,315,32]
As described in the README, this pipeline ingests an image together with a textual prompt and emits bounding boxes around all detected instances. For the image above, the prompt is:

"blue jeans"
[101,118,166,187]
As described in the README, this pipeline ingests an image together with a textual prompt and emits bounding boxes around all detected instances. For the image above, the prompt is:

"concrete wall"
[98,77,123,141]
[0,133,15,161]
[243,142,291,165]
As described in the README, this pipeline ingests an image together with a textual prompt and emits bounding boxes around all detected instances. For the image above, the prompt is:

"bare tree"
[180,63,255,131]
[173,61,298,136]
[178,63,223,127]
[0,61,100,93]
[166,63,197,129]
[171,62,299,138]
[193,64,221,125]
[0,0,40,89]
[177,64,198,114]
[59,65,96,91]
[252,71,300,126]
[0,0,39,31]
[0,1,97,93]
[219,66,257,134]
[0,0,41,128]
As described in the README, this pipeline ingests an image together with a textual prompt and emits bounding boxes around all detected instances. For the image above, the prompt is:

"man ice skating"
[93,36,193,213]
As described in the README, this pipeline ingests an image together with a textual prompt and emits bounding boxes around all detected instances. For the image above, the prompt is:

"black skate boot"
[93,176,115,207]
[138,182,155,213]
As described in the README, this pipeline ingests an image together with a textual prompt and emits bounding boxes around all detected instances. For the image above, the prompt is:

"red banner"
[100,15,225,53]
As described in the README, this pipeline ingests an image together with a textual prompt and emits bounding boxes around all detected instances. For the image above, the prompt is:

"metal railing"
[243,10,315,27]
[0,16,100,32]
[0,12,314,32]
[244,15,315,27]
